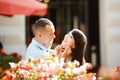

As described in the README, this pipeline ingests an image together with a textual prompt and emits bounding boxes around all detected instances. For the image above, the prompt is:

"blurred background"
[0,0,120,74]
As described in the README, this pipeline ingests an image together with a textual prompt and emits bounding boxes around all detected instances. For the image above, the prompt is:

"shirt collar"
[32,38,48,52]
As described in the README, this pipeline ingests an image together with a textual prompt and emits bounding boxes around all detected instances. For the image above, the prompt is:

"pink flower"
[48,63,60,75]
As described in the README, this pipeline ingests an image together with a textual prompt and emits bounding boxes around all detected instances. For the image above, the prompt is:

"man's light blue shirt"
[24,38,50,60]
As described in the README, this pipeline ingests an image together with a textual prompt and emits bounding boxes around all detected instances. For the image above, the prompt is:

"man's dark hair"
[35,18,53,30]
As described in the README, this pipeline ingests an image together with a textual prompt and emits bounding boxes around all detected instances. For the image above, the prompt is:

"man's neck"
[34,37,47,49]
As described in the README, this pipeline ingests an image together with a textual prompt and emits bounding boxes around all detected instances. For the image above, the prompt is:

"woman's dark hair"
[71,29,87,65]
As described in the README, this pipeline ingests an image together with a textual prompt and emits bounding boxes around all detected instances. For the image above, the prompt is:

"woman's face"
[61,32,75,50]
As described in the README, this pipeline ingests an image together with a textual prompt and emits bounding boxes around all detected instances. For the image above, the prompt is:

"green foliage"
[0,55,18,70]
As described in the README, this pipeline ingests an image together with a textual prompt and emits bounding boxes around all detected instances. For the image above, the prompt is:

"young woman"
[55,29,87,65]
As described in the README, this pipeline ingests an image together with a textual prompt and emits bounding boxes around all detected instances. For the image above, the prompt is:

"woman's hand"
[54,44,72,61]
[62,46,72,59]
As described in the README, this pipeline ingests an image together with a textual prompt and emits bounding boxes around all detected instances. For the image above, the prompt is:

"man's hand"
[54,45,62,56]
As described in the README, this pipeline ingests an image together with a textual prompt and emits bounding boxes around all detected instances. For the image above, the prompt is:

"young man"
[25,18,55,60]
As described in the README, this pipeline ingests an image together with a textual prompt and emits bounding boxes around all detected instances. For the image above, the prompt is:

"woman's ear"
[72,44,75,49]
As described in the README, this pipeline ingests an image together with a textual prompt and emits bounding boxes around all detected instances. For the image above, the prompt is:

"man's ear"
[37,32,42,37]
